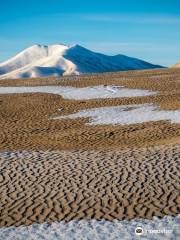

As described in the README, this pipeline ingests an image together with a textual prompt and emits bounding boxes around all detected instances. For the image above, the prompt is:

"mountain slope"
[0,44,163,79]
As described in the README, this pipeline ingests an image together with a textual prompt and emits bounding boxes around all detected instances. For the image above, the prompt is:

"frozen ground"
[55,103,180,125]
[0,85,156,99]
[0,215,179,240]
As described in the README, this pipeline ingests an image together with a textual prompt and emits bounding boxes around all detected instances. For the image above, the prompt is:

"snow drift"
[55,104,180,125]
[0,44,163,79]
[0,85,156,99]
[0,214,179,240]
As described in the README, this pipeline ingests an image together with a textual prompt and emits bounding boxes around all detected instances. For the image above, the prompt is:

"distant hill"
[0,44,163,79]
[172,62,180,68]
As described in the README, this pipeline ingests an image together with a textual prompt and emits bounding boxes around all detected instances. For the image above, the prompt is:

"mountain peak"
[0,43,163,79]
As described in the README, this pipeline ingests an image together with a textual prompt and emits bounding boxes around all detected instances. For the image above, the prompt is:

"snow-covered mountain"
[0,44,163,79]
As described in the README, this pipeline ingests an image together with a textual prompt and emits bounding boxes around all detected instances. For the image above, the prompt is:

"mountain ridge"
[0,44,163,79]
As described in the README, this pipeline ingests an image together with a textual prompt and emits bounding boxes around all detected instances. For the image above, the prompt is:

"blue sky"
[0,0,180,66]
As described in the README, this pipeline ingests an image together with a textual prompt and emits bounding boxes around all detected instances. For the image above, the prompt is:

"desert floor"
[0,68,180,227]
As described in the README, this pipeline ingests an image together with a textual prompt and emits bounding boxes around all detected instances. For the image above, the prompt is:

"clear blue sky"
[0,0,180,66]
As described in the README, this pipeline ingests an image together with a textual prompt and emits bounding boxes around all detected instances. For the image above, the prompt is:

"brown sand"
[0,68,179,227]
[0,145,179,227]
[0,68,180,151]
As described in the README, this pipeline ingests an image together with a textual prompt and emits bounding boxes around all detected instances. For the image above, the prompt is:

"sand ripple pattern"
[0,144,180,227]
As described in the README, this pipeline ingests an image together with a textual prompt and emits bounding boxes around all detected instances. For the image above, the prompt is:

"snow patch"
[0,215,179,240]
[0,85,156,99]
[55,104,180,125]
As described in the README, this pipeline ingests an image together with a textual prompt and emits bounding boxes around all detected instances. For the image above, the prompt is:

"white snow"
[0,85,156,99]
[0,44,77,79]
[55,104,180,125]
[0,215,179,240]
[0,43,162,79]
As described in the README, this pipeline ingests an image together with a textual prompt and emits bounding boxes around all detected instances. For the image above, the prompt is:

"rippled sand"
[0,68,179,229]
[0,144,179,227]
